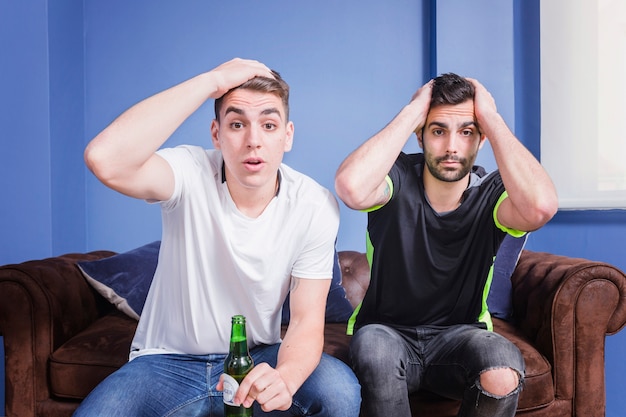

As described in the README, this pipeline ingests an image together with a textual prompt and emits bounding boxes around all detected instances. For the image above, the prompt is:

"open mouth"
[244,158,265,170]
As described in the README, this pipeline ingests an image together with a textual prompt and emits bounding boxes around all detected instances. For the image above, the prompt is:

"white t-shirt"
[129,146,339,359]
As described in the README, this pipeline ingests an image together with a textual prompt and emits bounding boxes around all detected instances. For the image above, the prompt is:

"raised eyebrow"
[260,107,283,120]
[223,106,283,121]
[427,121,448,129]
[460,121,477,129]
[224,106,244,117]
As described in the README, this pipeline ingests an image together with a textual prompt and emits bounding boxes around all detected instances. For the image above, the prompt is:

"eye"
[230,122,244,129]
[432,128,444,136]
[461,129,474,136]
[263,122,277,130]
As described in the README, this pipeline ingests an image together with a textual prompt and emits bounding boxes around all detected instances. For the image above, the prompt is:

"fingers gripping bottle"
[223,315,254,416]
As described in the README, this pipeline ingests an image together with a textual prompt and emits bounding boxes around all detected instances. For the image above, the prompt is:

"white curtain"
[541,0,626,209]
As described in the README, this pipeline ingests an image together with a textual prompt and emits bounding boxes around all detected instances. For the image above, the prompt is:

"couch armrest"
[511,249,626,417]
[0,251,114,417]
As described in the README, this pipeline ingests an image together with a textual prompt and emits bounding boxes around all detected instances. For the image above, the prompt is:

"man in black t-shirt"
[335,74,557,417]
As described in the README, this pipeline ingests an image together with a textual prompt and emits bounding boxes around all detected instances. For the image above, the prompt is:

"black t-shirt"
[354,153,507,330]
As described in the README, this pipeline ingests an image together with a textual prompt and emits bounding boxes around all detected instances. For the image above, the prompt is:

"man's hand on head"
[409,79,434,135]
[209,58,275,99]
[466,78,500,133]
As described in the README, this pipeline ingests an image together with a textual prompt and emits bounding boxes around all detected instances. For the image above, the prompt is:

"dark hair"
[214,70,290,121]
[430,73,474,107]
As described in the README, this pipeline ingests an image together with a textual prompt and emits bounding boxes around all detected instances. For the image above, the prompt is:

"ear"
[477,132,487,150]
[284,121,294,152]
[210,119,220,149]
[416,129,424,150]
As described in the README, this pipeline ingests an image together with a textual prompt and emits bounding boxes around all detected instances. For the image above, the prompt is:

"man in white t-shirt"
[75,58,360,417]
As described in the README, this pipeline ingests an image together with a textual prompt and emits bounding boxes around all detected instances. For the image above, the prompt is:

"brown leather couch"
[1,249,626,417]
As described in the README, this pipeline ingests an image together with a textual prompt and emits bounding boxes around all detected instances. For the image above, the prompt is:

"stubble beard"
[425,153,475,183]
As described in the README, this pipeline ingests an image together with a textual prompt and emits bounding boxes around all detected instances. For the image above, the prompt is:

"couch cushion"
[320,323,351,363]
[492,318,554,411]
[488,233,528,321]
[49,310,137,399]
[77,241,160,320]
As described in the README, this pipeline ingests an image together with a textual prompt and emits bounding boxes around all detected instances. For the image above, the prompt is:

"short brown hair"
[430,73,474,107]
[214,70,290,121]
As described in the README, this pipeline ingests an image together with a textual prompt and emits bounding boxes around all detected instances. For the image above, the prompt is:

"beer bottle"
[223,315,254,417]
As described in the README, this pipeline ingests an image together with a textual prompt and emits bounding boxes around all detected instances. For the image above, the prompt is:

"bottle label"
[222,374,240,406]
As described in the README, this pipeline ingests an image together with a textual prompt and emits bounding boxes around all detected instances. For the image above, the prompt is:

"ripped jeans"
[350,323,524,417]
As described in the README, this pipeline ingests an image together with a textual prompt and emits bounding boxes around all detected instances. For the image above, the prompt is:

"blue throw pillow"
[77,241,160,320]
[488,233,528,321]
[78,241,354,323]
[281,249,354,324]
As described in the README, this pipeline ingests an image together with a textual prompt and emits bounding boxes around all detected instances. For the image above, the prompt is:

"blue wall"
[0,0,55,262]
[0,0,85,262]
[82,0,428,254]
[49,0,86,256]
[1,1,625,415]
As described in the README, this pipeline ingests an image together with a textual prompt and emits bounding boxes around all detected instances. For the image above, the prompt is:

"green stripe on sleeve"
[493,191,527,237]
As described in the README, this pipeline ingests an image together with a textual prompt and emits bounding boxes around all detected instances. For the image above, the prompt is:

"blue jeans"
[73,343,360,417]
[350,324,524,417]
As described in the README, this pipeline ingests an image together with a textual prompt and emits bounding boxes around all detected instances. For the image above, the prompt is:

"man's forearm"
[335,100,426,210]
[275,320,325,396]
[86,71,218,175]
[486,114,558,229]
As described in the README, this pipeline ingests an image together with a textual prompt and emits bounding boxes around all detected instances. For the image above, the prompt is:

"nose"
[245,126,262,148]
[445,134,459,154]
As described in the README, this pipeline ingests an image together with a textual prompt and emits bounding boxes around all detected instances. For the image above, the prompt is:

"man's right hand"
[334,78,434,211]
[209,58,275,99]
[85,57,275,202]
[409,79,434,136]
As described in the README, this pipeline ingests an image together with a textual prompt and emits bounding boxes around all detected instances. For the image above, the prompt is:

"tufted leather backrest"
[337,251,370,309]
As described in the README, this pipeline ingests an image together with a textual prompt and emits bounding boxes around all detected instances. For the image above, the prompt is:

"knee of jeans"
[296,356,361,417]
[317,377,361,415]
[477,367,523,398]
[351,325,404,365]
